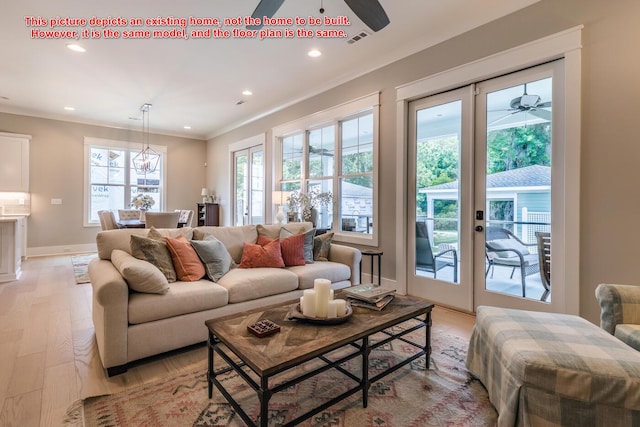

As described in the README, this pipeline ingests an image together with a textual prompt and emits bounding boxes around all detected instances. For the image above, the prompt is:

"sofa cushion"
[489,238,530,258]
[128,280,228,324]
[257,223,311,240]
[313,232,334,261]
[190,235,234,282]
[194,225,258,264]
[111,249,169,294]
[148,226,193,241]
[286,261,351,289]
[216,267,299,303]
[281,227,315,264]
[130,234,177,282]
[165,236,206,281]
[239,240,285,268]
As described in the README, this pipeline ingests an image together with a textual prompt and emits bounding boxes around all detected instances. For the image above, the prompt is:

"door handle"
[475,225,484,232]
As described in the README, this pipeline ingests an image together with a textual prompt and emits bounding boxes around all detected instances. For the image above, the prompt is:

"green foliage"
[487,123,551,173]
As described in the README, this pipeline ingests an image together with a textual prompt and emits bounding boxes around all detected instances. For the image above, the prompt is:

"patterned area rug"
[64,330,497,426]
[70,253,98,284]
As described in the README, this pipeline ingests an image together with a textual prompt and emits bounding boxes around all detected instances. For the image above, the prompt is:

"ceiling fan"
[247,0,390,32]
[489,84,552,125]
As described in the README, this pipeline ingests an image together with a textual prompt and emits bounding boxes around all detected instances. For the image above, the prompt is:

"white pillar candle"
[327,300,339,318]
[330,289,334,300]
[333,299,346,316]
[303,289,317,317]
[314,279,331,318]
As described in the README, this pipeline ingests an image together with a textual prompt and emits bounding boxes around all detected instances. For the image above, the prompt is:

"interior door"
[407,87,474,311]
[474,61,562,312]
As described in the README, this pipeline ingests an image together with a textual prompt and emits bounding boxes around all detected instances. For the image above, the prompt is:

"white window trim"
[395,26,582,314]
[272,92,380,246]
[83,136,168,227]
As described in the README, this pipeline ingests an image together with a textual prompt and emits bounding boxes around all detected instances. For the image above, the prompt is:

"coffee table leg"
[425,311,432,370]
[362,336,370,408]
[259,376,271,427]
[207,331,215,399]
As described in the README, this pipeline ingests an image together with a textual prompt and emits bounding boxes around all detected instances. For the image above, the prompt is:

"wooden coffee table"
[205,294,433,427]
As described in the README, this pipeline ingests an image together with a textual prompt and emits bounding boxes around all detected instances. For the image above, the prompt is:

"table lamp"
[201,188,209,203]
[272,191,285,224]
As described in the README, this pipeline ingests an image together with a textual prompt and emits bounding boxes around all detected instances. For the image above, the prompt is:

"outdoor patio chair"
[485,226,539,298]
[415,222,458,282]
[536,231,551,301]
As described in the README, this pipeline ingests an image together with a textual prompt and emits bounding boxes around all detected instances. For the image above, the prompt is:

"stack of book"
[344,284,395,311]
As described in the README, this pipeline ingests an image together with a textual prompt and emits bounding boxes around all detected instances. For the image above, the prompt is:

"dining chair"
[144,211,180,229]
[175,209,194,227]
[118,209,141,221]
[98,210,119,230]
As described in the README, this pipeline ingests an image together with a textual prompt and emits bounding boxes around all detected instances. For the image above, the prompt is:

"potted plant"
[287,189,332,225]
[131,193,155,220]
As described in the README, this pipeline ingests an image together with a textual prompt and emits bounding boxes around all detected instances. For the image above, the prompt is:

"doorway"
[233,145,264,226]
[408,60,563,313]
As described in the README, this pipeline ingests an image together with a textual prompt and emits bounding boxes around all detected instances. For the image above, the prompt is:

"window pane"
[251,150,264,224]
[282,134,303,180]
[308,126,334,178]
[340,175,373,234]
[307,179,333,229]
[90,184,124,222]
[342,114,373,174]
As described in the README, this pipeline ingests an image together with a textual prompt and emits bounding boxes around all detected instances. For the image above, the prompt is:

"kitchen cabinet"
[0,132,30,192]
[0,217,24,282]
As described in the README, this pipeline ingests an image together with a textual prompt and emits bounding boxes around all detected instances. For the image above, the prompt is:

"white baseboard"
[27,243,97,258]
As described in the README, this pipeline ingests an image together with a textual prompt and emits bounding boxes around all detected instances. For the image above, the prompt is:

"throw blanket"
[466,306,640,427]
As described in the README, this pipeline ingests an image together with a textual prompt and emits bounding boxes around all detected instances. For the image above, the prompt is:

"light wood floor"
[0,254,477,427]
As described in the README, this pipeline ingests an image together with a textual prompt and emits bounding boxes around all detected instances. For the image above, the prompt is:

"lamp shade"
[272,191,285,205]
[201,188,209,197]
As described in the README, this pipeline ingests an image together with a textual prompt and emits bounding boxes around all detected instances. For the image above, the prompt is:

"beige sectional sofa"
[88,222,361,376]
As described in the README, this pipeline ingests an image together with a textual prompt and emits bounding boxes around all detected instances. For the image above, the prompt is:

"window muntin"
[85,138,165,226]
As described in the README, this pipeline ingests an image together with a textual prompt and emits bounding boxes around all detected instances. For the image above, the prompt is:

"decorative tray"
[287,303,353,325]
[247,320,281,338]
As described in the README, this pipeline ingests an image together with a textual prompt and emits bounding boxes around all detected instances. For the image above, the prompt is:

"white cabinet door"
[0,133,30,192]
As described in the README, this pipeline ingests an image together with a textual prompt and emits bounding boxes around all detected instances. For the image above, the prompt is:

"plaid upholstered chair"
[596,283,640,351]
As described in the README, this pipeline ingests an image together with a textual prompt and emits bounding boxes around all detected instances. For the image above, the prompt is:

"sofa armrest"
[328,243,361,285]
[88,258,129,369]
[595,283,640,335]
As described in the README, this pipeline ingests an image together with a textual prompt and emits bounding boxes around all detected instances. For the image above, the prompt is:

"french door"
[233,145,264,226]
[408,61,563,313]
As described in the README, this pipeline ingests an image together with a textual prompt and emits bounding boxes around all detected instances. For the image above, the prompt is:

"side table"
[360,249,383,286]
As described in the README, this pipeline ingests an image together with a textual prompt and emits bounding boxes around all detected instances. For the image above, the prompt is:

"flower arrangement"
[131,193,155,210]
[287,189,333,222]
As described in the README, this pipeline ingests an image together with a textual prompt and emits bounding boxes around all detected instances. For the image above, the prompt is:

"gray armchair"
[485,226,539,298]
[415,222,458,282]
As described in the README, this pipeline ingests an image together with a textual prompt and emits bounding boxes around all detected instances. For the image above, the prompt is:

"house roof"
[421,165,550,192]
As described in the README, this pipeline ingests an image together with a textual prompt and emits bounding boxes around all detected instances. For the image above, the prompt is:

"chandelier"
[133,103,160,174]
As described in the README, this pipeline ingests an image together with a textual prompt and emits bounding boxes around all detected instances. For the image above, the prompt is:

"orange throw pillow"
[165,236,205,281]
[239,239,285,268]
[279,233,305,266]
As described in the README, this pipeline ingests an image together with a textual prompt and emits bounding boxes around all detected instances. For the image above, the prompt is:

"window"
[274,93,379,245]
[84,137,167,226]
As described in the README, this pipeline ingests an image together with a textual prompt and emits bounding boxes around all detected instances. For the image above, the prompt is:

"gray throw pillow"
[191,235,234,282]
[280,227,315,264]
[313,232,334,261]
[130,234,177,282]
[111,249,169,294]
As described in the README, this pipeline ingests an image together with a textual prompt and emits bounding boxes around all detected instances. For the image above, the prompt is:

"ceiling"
[1,0,540,140]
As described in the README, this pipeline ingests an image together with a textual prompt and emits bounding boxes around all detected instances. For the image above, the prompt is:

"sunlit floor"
[417,263,550,302]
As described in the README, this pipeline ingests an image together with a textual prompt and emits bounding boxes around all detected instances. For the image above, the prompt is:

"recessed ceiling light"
[66,43,86,53]
[183,125,192,130]
[242,90,253,96]
[308,49,322,58]
[64,106,75,111]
